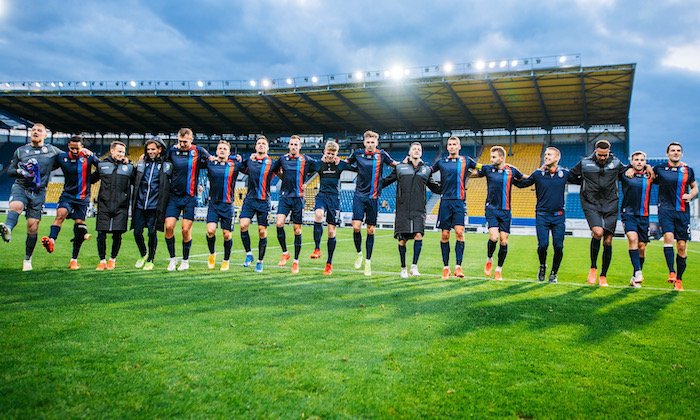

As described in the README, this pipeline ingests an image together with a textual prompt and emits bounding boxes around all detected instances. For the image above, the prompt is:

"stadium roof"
[0,62,634,136]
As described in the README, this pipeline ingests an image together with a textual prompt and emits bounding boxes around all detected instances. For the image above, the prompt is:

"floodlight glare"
[249,80,257,87]
[475,60,486,70]
[50,82,56,87]
[34,82,41,87]
[403,68,410,76]
[58,82,64,87]
[354,71,363,80]
[196,80,204,87]
[444,62,454,73]
[500,60,507,68]
[390,66,404,80]
[311,76,318,83]
[511,60,519,67]
[384,70,391,77]
[81,81,88,87]
[262,79,270,87]
[286,78,293,85]
[129,80,137,87]
[559,55,567,63]
[488,61,496,69]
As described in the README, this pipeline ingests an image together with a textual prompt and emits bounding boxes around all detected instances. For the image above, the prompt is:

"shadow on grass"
[0,267,680,344]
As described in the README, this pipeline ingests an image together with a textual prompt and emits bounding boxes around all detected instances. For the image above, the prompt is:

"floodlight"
[511,60,519,67]
[500,60,507,68]
[311,76,318,83]
[384,70,391,77]
[354,71,364,80]
[249,80,257,87]
[129,80,137,87]
[262,79,270,88]
[475,60,485,70]
[488,62,496,69]
[444,62,454,73]
[286,78,293,85]
[559,55,567,63]
[58,82,64,87]
[50,82,56,87]
[196,80,204,87]
[81,81,88,87]
[34,82,41,87]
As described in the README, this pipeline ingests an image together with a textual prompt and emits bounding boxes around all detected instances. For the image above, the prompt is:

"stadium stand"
[552,142,586,169]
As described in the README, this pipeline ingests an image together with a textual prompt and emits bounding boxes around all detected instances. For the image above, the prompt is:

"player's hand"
[682,193,693,202]
[208,155,217,161]
[235,154,242,162]
[82,148,93,157]
[624,168,635,178]
[334,157,340,164]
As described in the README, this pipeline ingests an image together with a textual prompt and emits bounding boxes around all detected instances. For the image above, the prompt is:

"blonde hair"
[490,145,506,157]
[545,146,561,157]
[218,140,231,149]
[447,135,460,144]
[363,130,379,140]
[324,140,339,152]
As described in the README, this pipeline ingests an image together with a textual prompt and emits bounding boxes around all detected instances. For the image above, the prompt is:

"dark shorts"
[207,202,235,231]
[132,208,158,233]
[315,193,341,226]
[536,211,566,249]
[437,199,466,231]
[57,194,89,221]
[165,194,197,220]
[396,232,420,241]
[9,184,46,220]
[352,194,378,226]
[240,197,271,226]
[621,213,650,243]
[277,196,305,225]
[658,207,691,241]
[583,209,618,234]
[485,208,512,233]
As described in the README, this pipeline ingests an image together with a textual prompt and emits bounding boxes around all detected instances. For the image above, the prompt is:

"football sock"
[166,236,176,258]
[552,246,564,274]
[639,256,645,270]
[147,230,157,262]
[487,239,497,258]
[398,244,407,268]
[590,238,601,268]
[413,240,423,265]
[440,241,450,266]
[313,222,322,249]
[97,231,107,260]
[629,249,641,273]
[277,227,287,253]
[601,245,612,277]
[497,244,508,267]
[353,231,362,253]
[676,255,687,280]
[25,234,37,260]
[49,224,61,240]
[223,238,232,261]
[182,240,192,260]
[111,232,123,260]
[258,237,267,261]
[663,245,675,273]
[326,237,337,264]
[71,224,88,259]
[537,246,547,265]
[294,233,302,260]
[455,240,464,266]
[5,211,19,231]
[366,234,375,259]
[207,235,216,254]
[241,230,251,252]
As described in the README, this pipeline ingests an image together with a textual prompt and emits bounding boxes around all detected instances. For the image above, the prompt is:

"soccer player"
[620,151,653,288]
[164,128,212,271]
[382,142,441,278]
[204,140,239,271]
[514,147,571,283]
[0,123,62,271]
[569,139,630,287]
[474,146,524,280]
[41,135,100,270]
[309,140,353,275]
[430,135,479,279]
[132,136,171,271]
[653,142,697,291]
[271,135,316,274]
[345,130,397,276]
[238,136,276,273]
[93,141,135,271]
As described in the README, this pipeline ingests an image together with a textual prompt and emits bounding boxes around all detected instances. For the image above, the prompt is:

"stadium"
[1,54,699,418]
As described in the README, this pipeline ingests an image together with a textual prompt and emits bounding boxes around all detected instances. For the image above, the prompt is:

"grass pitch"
[1,220,699,417]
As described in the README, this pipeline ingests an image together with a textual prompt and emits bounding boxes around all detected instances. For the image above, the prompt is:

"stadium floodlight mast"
[559,55,567,63]
[249,80,256,87]
[475,60,486,70]
[311,76,318,84]
[353,71,364,81]
[286,78,293,85]
[129,80,137,87]
[511,59,519,67]
[196,80,204,87]
[262,79,271,88]
[500,60,507,68]
[443,62,454,73]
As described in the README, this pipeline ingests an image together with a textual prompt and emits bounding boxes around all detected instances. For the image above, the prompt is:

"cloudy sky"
[1,0,698,163]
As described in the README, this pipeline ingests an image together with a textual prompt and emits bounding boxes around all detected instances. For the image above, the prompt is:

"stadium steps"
[466,144,542,218]
[45,182,63,203]
[304,173,320,210]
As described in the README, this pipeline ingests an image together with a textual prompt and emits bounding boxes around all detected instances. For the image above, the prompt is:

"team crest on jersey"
[64,157,68,162]
[608,162,615,169]
[78,157,84,163]
[558,170,563,178]
[190,150,196,156]
[122,165,128,171]
[679,167,685,173]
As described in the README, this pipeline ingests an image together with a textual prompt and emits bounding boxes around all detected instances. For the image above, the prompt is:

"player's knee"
[223,231,232,241]
[367,226,375,235]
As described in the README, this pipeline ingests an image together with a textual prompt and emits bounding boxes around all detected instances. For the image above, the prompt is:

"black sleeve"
[6,149,20,178]
[381,168,398,188]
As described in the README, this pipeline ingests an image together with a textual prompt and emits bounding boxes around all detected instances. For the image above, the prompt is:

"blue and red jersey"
[477,164,523,211]
[621,172,653,217]
[57,151,100,201]
[166,145,211,197]
[240,154,275,201]
[431,156,478,200]
[206,159,239,204]
[654,164,696,213]
[271,153,316,198]
[345,148,395,199]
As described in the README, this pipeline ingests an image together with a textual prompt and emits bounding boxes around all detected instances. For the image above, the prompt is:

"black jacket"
[382,160,441,237]
[570,153,627,213]
[93,157,135,232]
[130,157,173,232]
